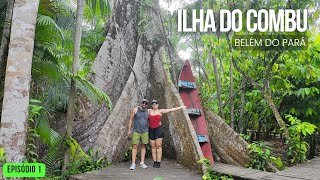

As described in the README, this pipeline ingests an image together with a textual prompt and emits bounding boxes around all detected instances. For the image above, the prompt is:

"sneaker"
[153,161,156,168]
[155,162,160,168]
[130,163,136,170]
[140,162,147,168]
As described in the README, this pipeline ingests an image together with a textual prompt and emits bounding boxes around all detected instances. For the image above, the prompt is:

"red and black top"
[148,114,161,128]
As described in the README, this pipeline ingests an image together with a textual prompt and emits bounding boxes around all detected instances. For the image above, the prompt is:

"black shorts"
[149,126,164,140]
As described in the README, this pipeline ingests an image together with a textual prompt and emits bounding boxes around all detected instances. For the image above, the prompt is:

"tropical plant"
[285,115,317,164]
[26,99,43,163]
[198,158,233,180]
[246,141,283,172]
[63,147,111,178]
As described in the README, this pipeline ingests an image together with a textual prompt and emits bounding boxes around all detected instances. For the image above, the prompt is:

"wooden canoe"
[178,60,215,165]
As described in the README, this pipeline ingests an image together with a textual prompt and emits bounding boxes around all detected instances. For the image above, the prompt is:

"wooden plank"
[212,162,273,180]
[178,80,197,89]
[186,108,202,116]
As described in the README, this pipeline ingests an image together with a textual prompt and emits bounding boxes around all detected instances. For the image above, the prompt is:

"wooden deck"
[70,159,202,180]
[212,162,273,179]
[213,157,320,180]
[70,157,320,180]
[261,157,320,180]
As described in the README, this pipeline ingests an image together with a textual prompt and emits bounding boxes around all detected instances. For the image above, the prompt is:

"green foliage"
[270,156,286,171]
[153,177,164,180]
[74,74,112,110]
[0,147,6,166]
[124,146,132,162]
[239,133,251,142]
[246,142,271,171]
[246,141,285,171]
[285,115,317,164]
[26,99,43,163]
[84,0,110,21]
[138,0,153,36]
[198,158,233,180]
[63,148,111,178]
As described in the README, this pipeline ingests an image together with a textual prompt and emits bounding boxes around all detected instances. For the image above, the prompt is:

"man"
[127,99,149,170]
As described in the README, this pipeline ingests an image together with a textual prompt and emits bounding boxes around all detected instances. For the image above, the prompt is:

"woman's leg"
[150,140,157,162]
[155,138,163,162]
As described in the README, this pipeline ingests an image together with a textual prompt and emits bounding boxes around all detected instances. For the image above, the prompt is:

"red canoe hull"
[179,60,214,165]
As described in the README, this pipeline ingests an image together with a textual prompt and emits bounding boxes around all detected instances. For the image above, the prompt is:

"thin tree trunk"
[239,76,246,133]
[199,60,211,87]
[211,55,225,119]
[0,0,39,162]
[229,59,234,129]
[0,0,15,80]
[63,0,84,171]
[157,8,177,85]
[263,92,289,140]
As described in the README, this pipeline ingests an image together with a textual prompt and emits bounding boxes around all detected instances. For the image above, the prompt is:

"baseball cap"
[151,100,158,104]
[142,99,148,103]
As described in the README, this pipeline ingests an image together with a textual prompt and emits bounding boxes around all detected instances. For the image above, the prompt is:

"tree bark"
[263,93,289,140]
[0,0,39,162]
[63,0,84,170]
[0,0,14,80]
[204,108,250,166]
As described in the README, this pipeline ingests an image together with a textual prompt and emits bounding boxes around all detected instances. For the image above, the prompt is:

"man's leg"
[130,133,140,170]
[140,143,146,163]
[140,132,149,163]
[139,132,149,168]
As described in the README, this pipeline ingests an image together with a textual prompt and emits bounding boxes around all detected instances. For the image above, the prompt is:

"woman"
[148,99,186,168]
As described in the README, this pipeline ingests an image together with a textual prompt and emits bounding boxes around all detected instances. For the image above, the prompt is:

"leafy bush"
[285,115,317,164]
[246,142,271,171]
[64,149,111,177]
[240,133,251,142]
[198,158,233,180]
[246,141,285,171]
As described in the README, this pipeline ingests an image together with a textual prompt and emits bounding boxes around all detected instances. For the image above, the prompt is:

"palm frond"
[32,60,63,81]
[85,0,110,20]
[67,136,88,162]
[73,74,113,111]
[37,14,65,43]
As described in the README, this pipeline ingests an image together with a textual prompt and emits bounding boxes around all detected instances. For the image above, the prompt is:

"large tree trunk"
[0,0,39,162]
[74,0,205,173]
[63,0,84,170]
[73,0,140,149]
[204,108,250,166]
